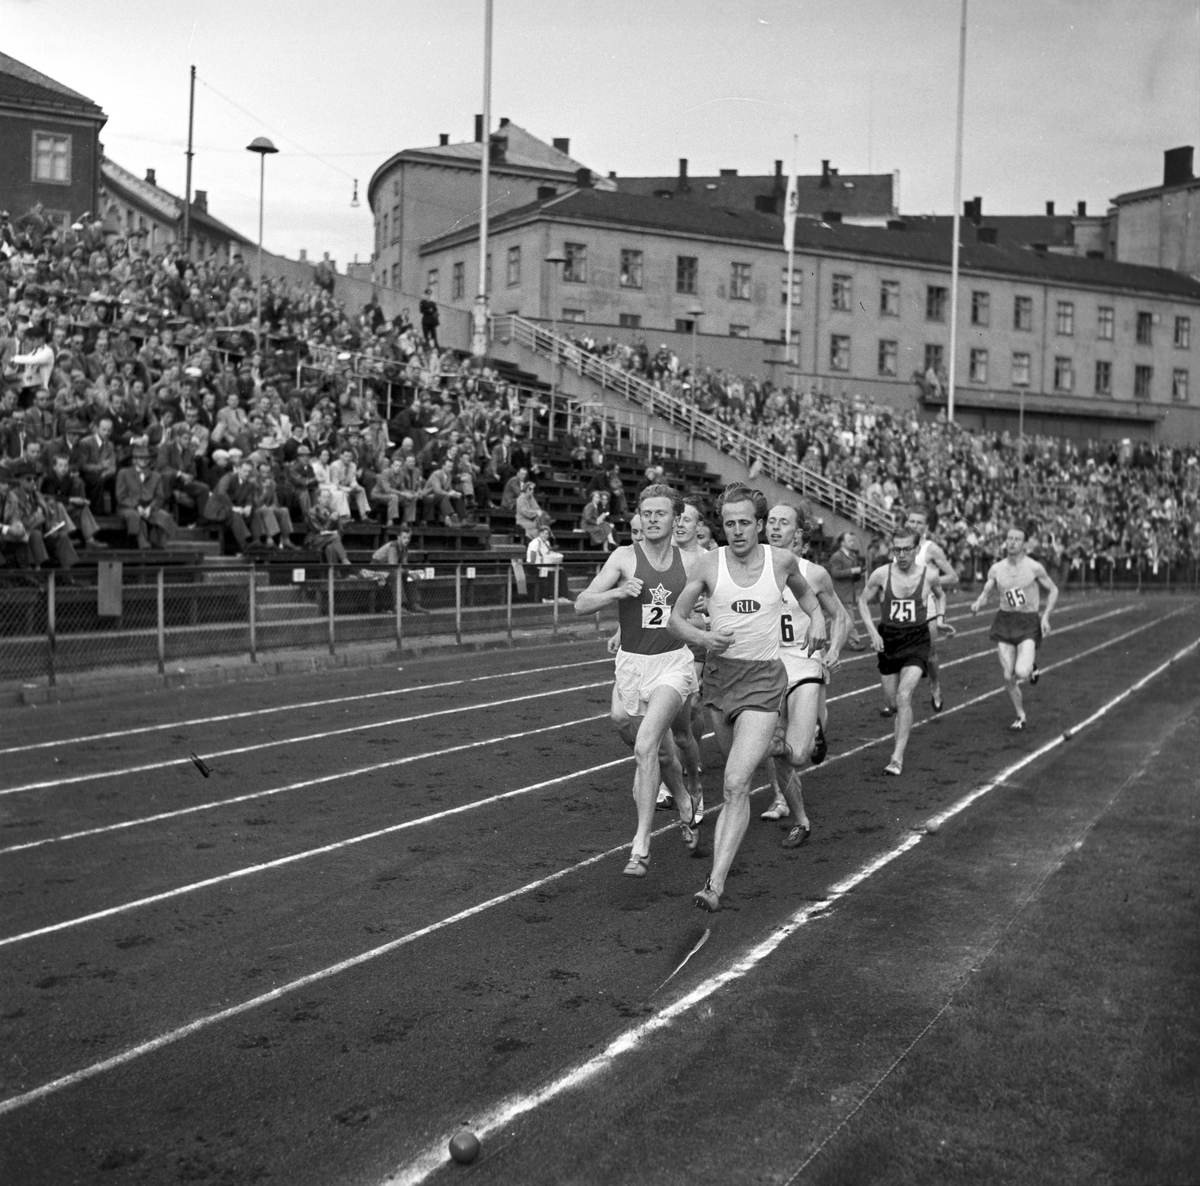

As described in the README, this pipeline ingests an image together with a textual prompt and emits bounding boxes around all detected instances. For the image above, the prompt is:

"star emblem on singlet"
[648,583,672,606]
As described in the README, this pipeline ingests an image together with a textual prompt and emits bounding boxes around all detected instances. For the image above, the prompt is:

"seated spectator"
[72,416,118,513]
[526,524,564,565]
[421,457,464,527]
[255,459,298,548]
[284,443,319,519]
[579,489,616,551]
[116,444,178,550]
[500,465,528,511]
[371,455,418,526]
[1,461,79,572]
[305,486,352,567]
[363,527,427,612]
[208,457,262,554]
[41,453,107,550]
[329,446,371,520]
[515,479,551,539]
[157,421,211,521]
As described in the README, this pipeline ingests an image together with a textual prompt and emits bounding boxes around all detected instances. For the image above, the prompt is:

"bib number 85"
[1004,588,1027,609]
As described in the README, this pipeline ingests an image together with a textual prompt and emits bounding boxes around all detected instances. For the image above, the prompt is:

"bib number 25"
[888,599,916,624]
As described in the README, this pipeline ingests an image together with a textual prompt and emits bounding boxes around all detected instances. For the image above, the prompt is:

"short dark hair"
[719,482,768,521]
[890,527,917,547]
[638,482,682,515]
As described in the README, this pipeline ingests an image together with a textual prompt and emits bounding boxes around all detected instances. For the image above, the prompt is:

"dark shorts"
[877,624,931,678]
[990,611,1042,648]
[702,655,787,721]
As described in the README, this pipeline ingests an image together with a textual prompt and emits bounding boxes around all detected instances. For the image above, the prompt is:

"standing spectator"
[419,288,440,349]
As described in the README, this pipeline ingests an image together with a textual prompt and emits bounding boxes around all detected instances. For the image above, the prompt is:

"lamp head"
[246,137,279,156]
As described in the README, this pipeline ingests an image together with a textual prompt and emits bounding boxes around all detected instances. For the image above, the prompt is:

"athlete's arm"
[779,551,827,655]
[573,546,642,616]
[971,568,999,614]
[606,625,621,655]
[858,566,886,652]
[928,543,959,589]
[1032,562,1059,636]
[669,553,730,651]
[809,564,851,672]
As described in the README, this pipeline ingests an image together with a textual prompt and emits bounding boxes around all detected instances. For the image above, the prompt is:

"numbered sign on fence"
[466,567,476,579]
[292,568,306,583]
[424,567,435,579]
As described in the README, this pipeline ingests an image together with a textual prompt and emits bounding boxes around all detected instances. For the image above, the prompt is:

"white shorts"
[781,648,827,692]
[614,647,699,718]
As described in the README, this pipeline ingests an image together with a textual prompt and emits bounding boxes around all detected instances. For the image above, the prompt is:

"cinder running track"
[1,592,1197,1185]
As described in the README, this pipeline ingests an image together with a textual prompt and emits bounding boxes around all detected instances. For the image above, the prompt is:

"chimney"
[489,132,508,163]
[575,167,593,188]
[193,190,207,213]
[474,114,483,142]
[439,133,449,146]
[963,196,982,224]
[719,168,738,177]
[536,185,557,201]
[299,248,307,262]
[1045,201,1055,216]
[499,116,510,128]
[677,158,690,193]
[1163,146,1194,187]
[775,160,783,177]
[1076,200,1087,217]
[820,159,831,188]
[144,168,157,186]
[552,137,570,155]
[608,171,617,180]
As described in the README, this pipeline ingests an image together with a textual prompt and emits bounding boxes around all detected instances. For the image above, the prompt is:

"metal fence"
[0,558,612,687]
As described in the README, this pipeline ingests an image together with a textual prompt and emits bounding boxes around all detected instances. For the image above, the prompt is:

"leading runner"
[669,484,826,912]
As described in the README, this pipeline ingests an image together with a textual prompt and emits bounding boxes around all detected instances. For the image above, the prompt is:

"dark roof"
[422,187,1200,301]
[0,51,105,119]
[898,214,1079,249]
[617,171,894,219]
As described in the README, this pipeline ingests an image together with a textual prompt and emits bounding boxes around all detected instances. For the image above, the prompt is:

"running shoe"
[782,823,811,849]
[680,818,700,854]
[884,759,903,776]
[623,852,650,877]
[656,782,675,810]
[1009,718,1026,731]
[761,795,789,821]
[693,879,721,912]
[931,691,944,714]
[1030,663,1040,686]
[811,721,828,765]
[879,705,897,718]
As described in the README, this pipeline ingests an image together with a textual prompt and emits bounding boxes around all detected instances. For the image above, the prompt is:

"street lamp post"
[246,136,278,354]
[687,305,703,456]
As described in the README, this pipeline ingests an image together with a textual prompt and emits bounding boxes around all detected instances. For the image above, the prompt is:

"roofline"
[0,97,107,125]
[1111,177,1200,205]
[419,204,1200,301]
[101,163,254,245]
[367,148,587,210]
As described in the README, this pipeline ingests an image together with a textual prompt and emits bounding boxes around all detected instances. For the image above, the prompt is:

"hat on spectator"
[8,461,37,480]
[211,449,230,464]
[132,444,151,460]
[296,444,311,455]
[227,447,244,461]
[64,417,89,434]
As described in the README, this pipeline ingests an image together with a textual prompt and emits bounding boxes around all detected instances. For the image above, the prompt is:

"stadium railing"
[492,313,894,535]
[0,559,614,687]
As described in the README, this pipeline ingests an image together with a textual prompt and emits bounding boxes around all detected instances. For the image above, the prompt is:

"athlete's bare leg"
[670,693,703,805]
[998,639,1036,726]
[701,708,779,900]
[775,682,822,842]
[926,621,943,708]
[883,665,924,773]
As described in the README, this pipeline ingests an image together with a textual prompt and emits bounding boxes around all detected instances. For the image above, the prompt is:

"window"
[506,245,521,287]
[1172,368,1189,402]
[676,255,697,294]
[729,262,752,300]
[674,318,697,334]
[426,268,439,297]
[877,339,898,377]
[830,334,851,371]
[1014,295,1033,331]
[1012,352,1031,387]
[1136,311,1153,345]
[619,313,641,328]
[1135,364,1153,399]
[561,308,585,323]
[381,213,389,246]
[391,203,400,243]
[924,343,944,374]
[880,280,900,317]
[563,242,587,283]
[831,273,853,312]
[1056,301,1074,336]
[971,291,990,327]
[390,264,400,290]
[619,249,644,289]
[969,348,988,383]
[1098,306,1114,340]
[451,261,465,300]
[1053,356,1074,392]
[926,286,948,322]
[1175,316,1191,349]
[32,132,71,184]
[1095,360,1112,396]
[729,324,751,338]
[780,267,802,306]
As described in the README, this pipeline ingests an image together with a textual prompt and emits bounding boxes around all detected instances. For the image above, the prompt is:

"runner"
[970,526,1058,730]
[857,526,947,776]
[903,507,960,714]
[761,502,850,847]
[669,484,827,912]
[574,485,703,875]
[669,498,710,820]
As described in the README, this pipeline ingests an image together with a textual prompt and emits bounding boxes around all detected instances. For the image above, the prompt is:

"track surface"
[1,593,1197,1185]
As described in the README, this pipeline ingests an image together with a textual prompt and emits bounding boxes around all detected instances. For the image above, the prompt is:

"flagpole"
[784,134,798,367]
[946,0,968,423]
[472,0,493,358]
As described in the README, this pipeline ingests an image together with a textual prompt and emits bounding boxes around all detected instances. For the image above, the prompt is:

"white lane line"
[0,604,1145,853]
[0,813,690,1120]
[0,712,609,948]
[0,657,611,757]
[0,613,1190,1122]
[0,681,610,797]
[378,625,1200,1186]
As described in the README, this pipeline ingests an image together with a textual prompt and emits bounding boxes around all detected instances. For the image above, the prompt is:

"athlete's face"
[674,504,700,546]
[906,512,927,539]
[638,496,675,542]
[892,535,918,570]
[629,515,644,543]
[766,505,799,550]
[1005,530,1026,557]
[722,500,761,558]
[695,523,715,550]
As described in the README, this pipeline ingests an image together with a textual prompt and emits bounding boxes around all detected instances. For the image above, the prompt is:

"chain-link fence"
[0,558,614,686]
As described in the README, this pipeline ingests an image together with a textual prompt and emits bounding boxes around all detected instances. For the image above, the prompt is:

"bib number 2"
[641,604,667,629]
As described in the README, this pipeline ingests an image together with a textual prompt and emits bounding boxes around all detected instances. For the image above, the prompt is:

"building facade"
[0,51,106,228]
[1112,146,1200,276]
[420,188,1200,444]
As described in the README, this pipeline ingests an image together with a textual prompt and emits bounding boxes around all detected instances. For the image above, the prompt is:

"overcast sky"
[8,0,1198,270]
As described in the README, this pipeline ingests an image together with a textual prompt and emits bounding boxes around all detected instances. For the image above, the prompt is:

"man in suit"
[115,445,178,550]
[71,416,118,512]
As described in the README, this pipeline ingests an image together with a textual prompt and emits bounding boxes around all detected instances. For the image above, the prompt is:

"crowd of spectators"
[567,332,1200,574]
[0,205,549,576]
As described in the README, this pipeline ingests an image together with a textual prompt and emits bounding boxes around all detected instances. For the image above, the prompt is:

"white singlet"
[915,538,941,619]
[780,557,826,685]
[707,545,785,661]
